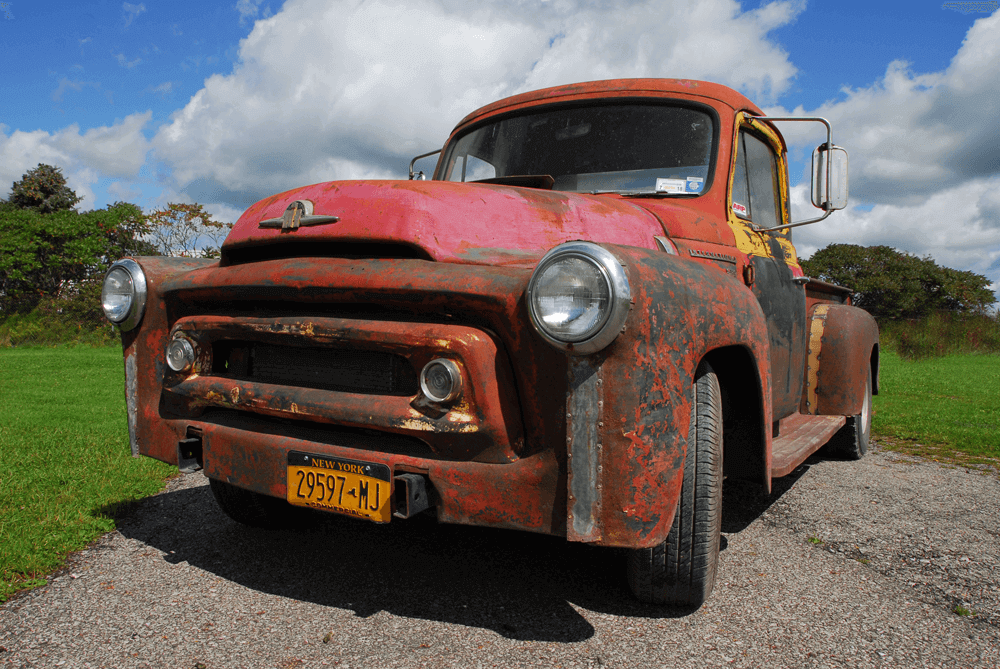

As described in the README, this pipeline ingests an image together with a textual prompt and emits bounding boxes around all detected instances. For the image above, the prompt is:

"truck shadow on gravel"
[108,466,810,642]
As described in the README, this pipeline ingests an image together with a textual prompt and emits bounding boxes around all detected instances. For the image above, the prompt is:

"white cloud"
[114,52,142,69]
[107,181,143,202]
[123,2,146,28]
[0,113,152,206]
[152,0,803,209]
[51,77,99,102]
[235,0,271,26]
[795,178,1000,278]
[779,11,1000,296]
[773,11,1000,207]
[149,81,175,96]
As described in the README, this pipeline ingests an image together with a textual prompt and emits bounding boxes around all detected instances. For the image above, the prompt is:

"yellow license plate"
[286,451,392,523]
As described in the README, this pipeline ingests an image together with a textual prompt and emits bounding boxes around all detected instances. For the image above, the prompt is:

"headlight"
[101,259,147,331]
[527,242,631,354]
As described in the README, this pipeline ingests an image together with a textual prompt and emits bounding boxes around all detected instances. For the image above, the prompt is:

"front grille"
[215,342,418,396]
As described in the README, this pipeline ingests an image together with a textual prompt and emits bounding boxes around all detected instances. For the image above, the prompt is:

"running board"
[770,413,846,478]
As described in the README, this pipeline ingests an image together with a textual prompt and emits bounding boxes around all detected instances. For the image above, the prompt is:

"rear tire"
[209,478,295,529]
[626,362,724,608]
[830,368,872,460]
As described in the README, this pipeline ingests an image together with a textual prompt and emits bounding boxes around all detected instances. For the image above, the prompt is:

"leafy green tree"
[0,202,156,314]
[801,244,995,321]
[7,164,83,213]
[146,203,232,258]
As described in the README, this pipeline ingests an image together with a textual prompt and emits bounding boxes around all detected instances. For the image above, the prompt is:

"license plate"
[286,451,392,523]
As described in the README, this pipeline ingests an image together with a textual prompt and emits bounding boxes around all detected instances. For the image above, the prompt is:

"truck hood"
[223,180,667,267]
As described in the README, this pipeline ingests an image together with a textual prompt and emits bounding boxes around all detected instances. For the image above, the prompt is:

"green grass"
[0,346,175,602]
[873,348,1000,467]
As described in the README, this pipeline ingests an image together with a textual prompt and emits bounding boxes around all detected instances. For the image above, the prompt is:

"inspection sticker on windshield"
[685,177,704,193]
[655,178,686,194]
[732,201,748,216]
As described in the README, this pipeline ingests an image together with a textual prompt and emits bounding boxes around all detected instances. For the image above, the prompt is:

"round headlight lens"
[531,255,611,342]
[102,267,134,323]
[166,337,196,373]
[101,259,147,331]
[527,242,631,355]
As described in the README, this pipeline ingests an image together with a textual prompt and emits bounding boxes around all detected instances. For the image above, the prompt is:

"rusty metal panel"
[572,243,772,549]
[566,358,603,542]
[809,304,879,417]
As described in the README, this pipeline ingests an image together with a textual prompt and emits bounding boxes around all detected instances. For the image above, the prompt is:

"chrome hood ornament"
[259,200,340,230]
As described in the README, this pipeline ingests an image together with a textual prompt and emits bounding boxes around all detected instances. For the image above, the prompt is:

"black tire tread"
[209,477,294,529]
[828,368,872,461]
[626,362,724,607]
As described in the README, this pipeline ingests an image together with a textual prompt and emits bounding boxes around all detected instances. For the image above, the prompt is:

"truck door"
[730,126,806,420]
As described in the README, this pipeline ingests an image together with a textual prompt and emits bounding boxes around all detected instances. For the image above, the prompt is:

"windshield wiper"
[591,190,697,198]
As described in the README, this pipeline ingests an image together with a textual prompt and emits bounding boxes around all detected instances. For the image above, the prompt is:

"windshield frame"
[435,97,721,197]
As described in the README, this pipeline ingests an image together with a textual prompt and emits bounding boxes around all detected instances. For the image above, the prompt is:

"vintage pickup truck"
[101,78,878,608]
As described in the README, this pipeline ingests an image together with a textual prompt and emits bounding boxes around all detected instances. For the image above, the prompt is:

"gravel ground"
[2,443,998,668]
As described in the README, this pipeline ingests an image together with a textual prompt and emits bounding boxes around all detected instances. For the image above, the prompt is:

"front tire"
[626,362,724,608]
[209,478,295,529]
[831,368,872,460]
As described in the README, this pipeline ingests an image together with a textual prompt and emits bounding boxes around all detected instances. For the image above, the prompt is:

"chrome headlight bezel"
[165,336,196,373]
[526,241,631,355]
[101,258,147,331]
[419,358,463,404]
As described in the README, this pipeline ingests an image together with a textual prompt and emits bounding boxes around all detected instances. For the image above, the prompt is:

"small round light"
[101,259,147,331]
[166,337,196,373]
[420,359,462,404]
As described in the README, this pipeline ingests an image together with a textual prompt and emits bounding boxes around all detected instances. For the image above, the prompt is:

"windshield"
[440,103,714,194]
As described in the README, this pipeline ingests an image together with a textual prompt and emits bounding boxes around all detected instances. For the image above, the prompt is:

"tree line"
[800,244,995,321]
[0,164,232,317]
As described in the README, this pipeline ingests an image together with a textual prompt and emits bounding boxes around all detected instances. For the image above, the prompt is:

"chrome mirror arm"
[408,149,443,180]
[748,116,844,233]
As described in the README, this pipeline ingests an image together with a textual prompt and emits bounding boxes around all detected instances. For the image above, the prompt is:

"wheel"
[209,477,296,529]
[830,367,872,460]
[626,362,724,608]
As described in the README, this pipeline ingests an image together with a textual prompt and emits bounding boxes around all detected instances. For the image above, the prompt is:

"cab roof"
[454,78,765,131]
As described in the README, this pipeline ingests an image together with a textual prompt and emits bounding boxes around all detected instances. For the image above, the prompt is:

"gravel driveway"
[2,444,998,668]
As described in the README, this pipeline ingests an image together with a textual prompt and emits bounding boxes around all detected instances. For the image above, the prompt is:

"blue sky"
[1,0,998,297]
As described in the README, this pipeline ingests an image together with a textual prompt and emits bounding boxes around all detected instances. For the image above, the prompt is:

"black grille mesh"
[239,344,417,395]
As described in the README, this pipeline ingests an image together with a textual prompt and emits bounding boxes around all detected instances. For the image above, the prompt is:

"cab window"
[731,130,783,229]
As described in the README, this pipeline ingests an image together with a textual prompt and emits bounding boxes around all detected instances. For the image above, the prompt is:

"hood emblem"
[259,200,340,230]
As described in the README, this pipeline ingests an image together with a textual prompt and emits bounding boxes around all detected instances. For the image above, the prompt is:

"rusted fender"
[119,256,217,461]
[804,303,879,417]
[570,244,772,549]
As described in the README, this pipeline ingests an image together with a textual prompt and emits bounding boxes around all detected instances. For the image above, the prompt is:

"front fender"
[567,244,771,548]
[119,256,218,463]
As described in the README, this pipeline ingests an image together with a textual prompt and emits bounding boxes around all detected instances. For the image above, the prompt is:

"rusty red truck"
[101,79,878,608]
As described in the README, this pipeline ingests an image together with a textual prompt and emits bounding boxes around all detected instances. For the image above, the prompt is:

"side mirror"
[811,144,849,210]
[749,115,848,233]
